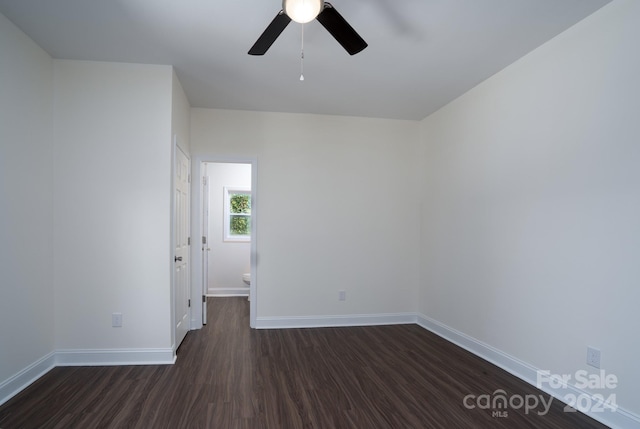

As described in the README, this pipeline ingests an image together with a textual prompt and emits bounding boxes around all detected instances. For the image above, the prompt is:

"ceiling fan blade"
[248,11,292,55]
[316,2,368,55]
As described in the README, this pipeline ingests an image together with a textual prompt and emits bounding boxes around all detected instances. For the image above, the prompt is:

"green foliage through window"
[230,215,250,236]
[230,194,251,214]
[228,192,251,237]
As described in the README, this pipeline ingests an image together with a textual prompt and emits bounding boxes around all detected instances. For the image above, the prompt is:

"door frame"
[190,156,258,329]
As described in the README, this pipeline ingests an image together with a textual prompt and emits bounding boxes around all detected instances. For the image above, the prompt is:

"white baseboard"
[0,352,56,407]
[256,312,416,329]
[55,348,176,366]
[207,287,249,297]
[415,313,640,429]
[0,348,175,406]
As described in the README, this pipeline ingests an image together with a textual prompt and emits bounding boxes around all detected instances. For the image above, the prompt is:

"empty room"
[1,0,638,428]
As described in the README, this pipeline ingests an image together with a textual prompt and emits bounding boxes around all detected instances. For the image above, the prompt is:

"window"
[224,187,251,242]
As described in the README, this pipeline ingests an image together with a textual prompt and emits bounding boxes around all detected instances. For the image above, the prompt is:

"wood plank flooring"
[0,297,608,428]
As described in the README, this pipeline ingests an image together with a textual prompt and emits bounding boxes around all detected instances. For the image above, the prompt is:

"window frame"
[223,187,251,242]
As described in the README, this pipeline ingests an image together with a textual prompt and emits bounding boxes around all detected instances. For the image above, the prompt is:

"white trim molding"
[55,348,176,366]
[191,156,259,330]
[207,287,249,297]
[0,352,56,407]
[416,313,640,429]
[256,312,416,329]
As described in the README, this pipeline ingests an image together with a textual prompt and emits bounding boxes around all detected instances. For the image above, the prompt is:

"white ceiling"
[0,0,610,120]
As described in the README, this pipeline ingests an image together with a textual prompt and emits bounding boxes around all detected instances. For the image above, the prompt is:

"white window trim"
[223,187,251,242]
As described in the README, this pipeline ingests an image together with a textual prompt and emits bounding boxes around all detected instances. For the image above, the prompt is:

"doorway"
[193,158,257,329]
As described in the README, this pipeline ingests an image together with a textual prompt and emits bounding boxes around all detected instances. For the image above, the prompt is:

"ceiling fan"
[248,0,368,56]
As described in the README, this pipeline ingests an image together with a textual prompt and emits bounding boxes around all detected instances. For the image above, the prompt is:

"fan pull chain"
[300,24,305,81]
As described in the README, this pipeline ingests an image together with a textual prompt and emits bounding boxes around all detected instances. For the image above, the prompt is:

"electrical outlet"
[112,313,123,328]
[587,347,601,368]
[338,290,346,301]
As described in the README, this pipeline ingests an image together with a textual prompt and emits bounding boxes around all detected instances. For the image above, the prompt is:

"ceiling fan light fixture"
[283,0,324,24]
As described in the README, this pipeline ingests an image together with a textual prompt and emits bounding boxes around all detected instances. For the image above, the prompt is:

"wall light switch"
[338,291,346,301]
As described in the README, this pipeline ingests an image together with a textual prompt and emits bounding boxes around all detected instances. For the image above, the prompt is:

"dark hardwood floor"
[0,298,608,428]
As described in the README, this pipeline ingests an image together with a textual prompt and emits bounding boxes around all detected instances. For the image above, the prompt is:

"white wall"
[172,70,191,154]
[419,0,640,418]
[53,60,174,351]
[205,162,251,295]
[192,110,421,319]
[0,12,54,395]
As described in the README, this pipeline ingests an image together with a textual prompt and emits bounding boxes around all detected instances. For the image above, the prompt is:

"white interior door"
[174,144,190,349]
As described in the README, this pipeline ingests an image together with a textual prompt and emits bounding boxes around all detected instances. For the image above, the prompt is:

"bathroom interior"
[203,162,252,299]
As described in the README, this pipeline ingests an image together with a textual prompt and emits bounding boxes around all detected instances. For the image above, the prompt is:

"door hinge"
[202,295,206,303]
[187,236,191,246]
[202,236,207,244]
[188,299,191,308]
[203,176,207,186]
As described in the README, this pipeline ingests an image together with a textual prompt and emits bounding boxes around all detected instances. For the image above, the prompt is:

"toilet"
[242,273,251,301]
